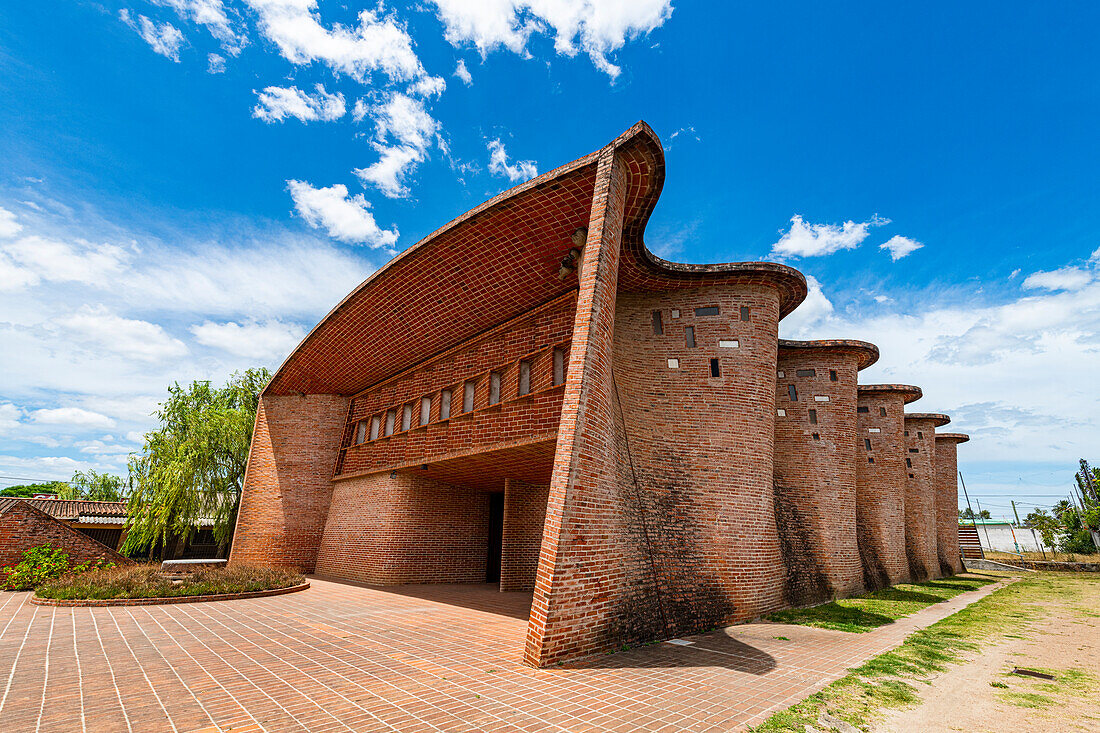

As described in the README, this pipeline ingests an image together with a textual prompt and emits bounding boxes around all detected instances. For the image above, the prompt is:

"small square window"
[667,358,679,369]
[908,473,915,478]
[812,432,820,440]
[671,308,680,318]
[880,407,887,417]
[868,428,880,433]
[904,430,910,436]
[719,339,739,348]
[868,457,875,464]
[788,384,797,401]
[777,408,786,417]
[777,370,785,378]
[355,420,367,444]
[917,431,924,439]
[369,415,381,440]
[518,360,531,396]
[808,409,817,425]
[652,310,663,335]
[685,326,696,348]
[420,396,432,425]
[401,404,412,431]
[796,369,815,377]
[463,381,476,413]
[857,406,869,413]
[829,370,838,382]
[909,448,919,453]
[552,348,566,386]
[440,389,452,420]
[489,372,501,405]
[694,306,719,317]
[709,358,720,377]
[740,306,751,321]
[384,409,395,436]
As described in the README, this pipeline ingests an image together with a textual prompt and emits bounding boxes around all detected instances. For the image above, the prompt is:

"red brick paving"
[0,576,1009,732]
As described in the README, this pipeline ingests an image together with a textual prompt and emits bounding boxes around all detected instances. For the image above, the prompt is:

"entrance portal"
[486,493,504,583]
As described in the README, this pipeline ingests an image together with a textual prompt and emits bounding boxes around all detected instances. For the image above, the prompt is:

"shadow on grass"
[766,604,898,633]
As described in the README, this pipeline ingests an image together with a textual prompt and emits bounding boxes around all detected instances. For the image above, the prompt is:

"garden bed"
[30,563,306,606]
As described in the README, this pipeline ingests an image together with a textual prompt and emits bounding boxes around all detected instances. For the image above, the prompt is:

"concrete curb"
[30,581,310,607]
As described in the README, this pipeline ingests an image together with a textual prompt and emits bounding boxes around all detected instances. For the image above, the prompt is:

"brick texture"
[855,385,922,589]
[774,340,878,604]
[935,433,969,576]
[501,479,550,592]
[0,500,127,569]
[229,393,350,572]
[903,413,950,581]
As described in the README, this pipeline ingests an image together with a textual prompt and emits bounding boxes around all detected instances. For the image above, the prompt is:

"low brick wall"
[1019,560,1100,572]
[30,581,310,607]
[0,501,128,569]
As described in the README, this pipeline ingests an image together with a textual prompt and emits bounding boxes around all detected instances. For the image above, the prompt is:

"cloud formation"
[287,180,399,248]
[252,84,346,123]
[1022,266,1093,292]
[353,93,439,198]
[879,234,923,261]
[189,319,306,360]
[120,10,186,62]
[771,214,888,259]
[487,138,537,182]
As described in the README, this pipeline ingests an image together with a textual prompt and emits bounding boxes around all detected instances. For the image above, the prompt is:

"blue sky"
[1,1,1098,517]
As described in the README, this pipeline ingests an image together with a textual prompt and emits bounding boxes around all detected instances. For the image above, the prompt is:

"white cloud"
[152,0,247,55]
[55,305,189,363]
[428,0,673,78]
[1022,266,1093,292]
[770,214,888,259]
[0,403,21,435]
[189,319,306,360]
[351,98,369,122]
[0,207,22,238]
[120,9,186,62]
[407,75,446,98]
[454,59,472,85]
[243,0,429,83]
[873,294,892,303]
[353,93,439,198]
[287,180,399,248]
[487,138,537,182]
[31,408,117,429]
[0,236,130,287]
[1009,268,1021,279]
[879,234,923,261]
[778,275,834,338]
[1091,246,1100,263]
[252,84,346,123]
[207,52,226,73]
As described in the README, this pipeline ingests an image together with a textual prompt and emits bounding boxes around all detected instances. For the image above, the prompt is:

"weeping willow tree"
[123,368,270,559]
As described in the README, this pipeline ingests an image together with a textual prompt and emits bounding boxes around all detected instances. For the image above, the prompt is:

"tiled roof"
[0,497,128,520]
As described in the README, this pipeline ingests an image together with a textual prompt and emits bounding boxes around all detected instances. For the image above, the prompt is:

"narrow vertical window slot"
[463,380,476,413]
[685,326,696,348]
[652,310,663,335]
[788,384,797,401]
[829,370,838,381]
[740,306,751,321]
[865,438,872,450]
[709,358,720,377]
[355,420,367,444]
[518,360,531,396]
[440,389,451,420]
[401,404,412,431]
[489,372,501,405]
[420,396,431,425]
[552,347,565,386]
[808,409,817,425]
[880,407,887,417]
[369,415,381,440]
[384,409,395,436]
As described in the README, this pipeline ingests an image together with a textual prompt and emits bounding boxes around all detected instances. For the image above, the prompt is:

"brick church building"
[230,122,969,667]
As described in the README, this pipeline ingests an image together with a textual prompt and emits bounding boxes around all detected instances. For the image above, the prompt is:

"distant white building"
[967,520,1053,554]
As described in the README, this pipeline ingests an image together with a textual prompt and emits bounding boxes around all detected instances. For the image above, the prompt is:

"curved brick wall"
[934,433,969,576]
[855,385,921,588]
[903,413,950,581]
[230,394,350,572]
[774,340,878,604]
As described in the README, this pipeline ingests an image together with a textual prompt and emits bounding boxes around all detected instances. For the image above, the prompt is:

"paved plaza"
[0,577,1006,732]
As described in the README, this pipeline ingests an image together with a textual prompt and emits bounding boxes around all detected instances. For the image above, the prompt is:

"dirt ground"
[875,575,1100,733]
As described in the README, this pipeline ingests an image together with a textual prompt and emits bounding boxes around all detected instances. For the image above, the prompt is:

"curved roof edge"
[906,412,952,427]
[858,384,923,404]
[936,432,970,444]
[265,121,808,396]
[778,338,879,370]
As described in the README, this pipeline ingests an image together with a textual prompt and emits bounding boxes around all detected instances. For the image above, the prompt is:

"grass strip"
[36,564,303,600]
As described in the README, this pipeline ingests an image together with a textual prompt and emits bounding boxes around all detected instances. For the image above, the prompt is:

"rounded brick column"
[903,413,950,581]
[934,433,969,576]
[855,384,922,589]
[774,339,878,605]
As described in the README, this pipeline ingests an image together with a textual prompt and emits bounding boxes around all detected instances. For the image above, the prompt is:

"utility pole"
[976,498,992,550]
[1011,500,1021,525]
[959,471,984,559]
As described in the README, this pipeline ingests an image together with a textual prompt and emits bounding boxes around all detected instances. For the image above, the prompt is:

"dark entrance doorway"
[486,492,504,583]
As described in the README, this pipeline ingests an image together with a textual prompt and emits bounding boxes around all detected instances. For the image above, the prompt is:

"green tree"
[0,481,66,498]
[959,507,991,520]
[68,470,126,501]
[123,368,269,559]
[1024,508,1059,551]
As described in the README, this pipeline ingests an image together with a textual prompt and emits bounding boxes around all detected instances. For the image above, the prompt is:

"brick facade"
[231,122,970,667]
[854,385,922,589]
[903,413,950,581]
[934,433,969,576]
[774,340,878,604]
[0,500,128,569]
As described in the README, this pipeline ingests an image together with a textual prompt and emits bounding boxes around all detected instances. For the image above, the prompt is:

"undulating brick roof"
[778,339,880,370]
[936,432,970,443]
[857,383,923,403]
[905,412,952,427]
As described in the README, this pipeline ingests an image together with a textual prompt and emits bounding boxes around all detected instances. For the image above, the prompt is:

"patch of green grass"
[990,681,1008,688]
[764,573,997,633]
[772,636,789,641]
[997,691,1054,709]
[750,572,1096,732]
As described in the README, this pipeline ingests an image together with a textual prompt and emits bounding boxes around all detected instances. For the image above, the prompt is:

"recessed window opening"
[384,409,395,436]
[667,358,679,369]
[814,395,830,402]
[909,473,915,478]
[463,380,476,413]
[829,370,838,382]
[777,409,786,417]
[440,389,452,419]
[489,372,501,404]
[518,360,531,396]
[788,384,797,401]
[369,415,381,441]
[652,310,663,335]
[808,409,817,425]
[865,438,872,450]
[796,369,815,377]
[719,339,739,348]
[917,431,924,439]
[880,407,887,417]
[740,306,751,321]
[906,457,913,467]
[909,448,919,453]
[356,420,367,444]
[552,348,565,386]
[685,326,696,348]
[694,306,719,317]
[812,433,820,440]
[904,430,910,436]
[671,308,680,319]
[868,428,880,433]
[777,370,785,378]
[857,406,869,413]
[420,396,431,425]
[709,358,720,377]
[401,404,412,431]
[869,457,875,464]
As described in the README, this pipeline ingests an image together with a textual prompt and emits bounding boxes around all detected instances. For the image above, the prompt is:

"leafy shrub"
[37,564,303,600]
[2,544,114,591]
